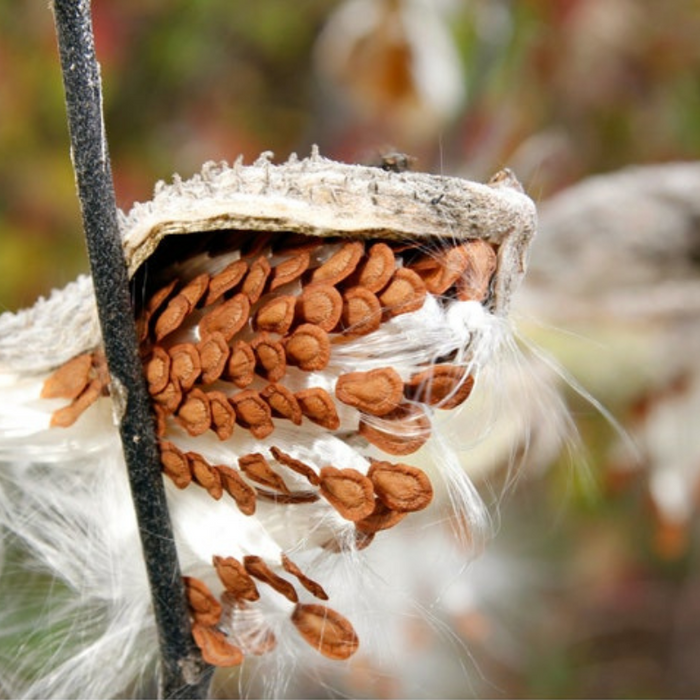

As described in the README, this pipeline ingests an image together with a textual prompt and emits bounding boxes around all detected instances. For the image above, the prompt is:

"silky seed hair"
[0,150,539,698]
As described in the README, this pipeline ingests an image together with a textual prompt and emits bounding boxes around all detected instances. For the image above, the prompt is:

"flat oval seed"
[145,347,171,395]
[285,324,330,371]
[281,554,328,600]
[42,353,93,400]
[192,623,244,667]
[455,239,498,301]
[260,383,302,425]
[151,380,183,414]
[207,390,236,440]
[352,242,395,292]
[269,446,320,486]
[356,500,407,533]
[199,293,250,341]
[49,380,103,428]
[238,452,290,494]
[340,286,382,337]
[216,465,256,515]
[197,332,230,385]
[379,268,427,318]
[230,390,274,439]
[269,250,310,290]
[183,576,222,627]
[242,256,271,304]
[250,333,287,382]
[225,341,255,388]
[187,451,223,500]
[160,440,192,489]
[335,367,404,416]
[367,461,433,512]
[310,241,364,286]
[412,244,471,295]
[213,555,260,601]
[319,466,375,521]
[204,259,248,306]
[175,388,211,436]
[169,343,201,391]
[146,278,178,316]
[405,365,475,409]
[255,295,296,334]
[180,272,210,307]
[296,285,343,331]
[243,555,299,603]
[154,294,191,341]
[291,603,359,660]
[295,388,340,430]
[357,403,431,455]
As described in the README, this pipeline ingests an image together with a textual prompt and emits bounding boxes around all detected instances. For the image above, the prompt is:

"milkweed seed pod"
[0,150,536,698]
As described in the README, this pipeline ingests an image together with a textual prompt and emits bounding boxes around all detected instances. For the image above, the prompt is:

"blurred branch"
[51,1,212,696]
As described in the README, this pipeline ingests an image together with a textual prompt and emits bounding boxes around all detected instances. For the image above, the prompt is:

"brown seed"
[250,333,287,382]
[255,295,296,335]
[260,383,303,425]
[238,453,289,494]
[379,268,427,318]
[230,390,274,439]
[192,623,244,667]
[145,347,171,395]
[146,278,178,316]
[42,353,93,400]
[455,240,498,301]
[197,332,230,385]
[351,242,395,292]
[50,379,103,428]
[285,324,330,371]
[154,294,192,341]
[295,388,340,430]
[205,259,248,306]
[340,286,382,337]
[160,440,192,489]
[175,388,211,436]
[199,293,250,341]
[269,446,320,486]
[242,256,271,304]
[335,367,404,416]
[183,576,222,627]
[291,603,359,660]
[310,241,364,286]
[296,285,343,331]
[269,250,310,290]
[410,244,471,295]
[207,390,236,440]
[405,365,475,409]
[357,403,431,455]
[243,555,298,603]
[213,555,260,601]
[188,451,223,499]
[169,343,201,391]
[281,554,328,600]
[319,466,375,521]
[180,273,210,308]
[151,380,183,414]
[216,465,256,515]
[355,500,407,534]
[367,461,433,512]
[224,341,255,388]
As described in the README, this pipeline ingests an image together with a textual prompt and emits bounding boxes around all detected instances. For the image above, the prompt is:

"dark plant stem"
[51,1,213,697]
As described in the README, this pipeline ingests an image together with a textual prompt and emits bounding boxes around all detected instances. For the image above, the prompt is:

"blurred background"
[1,0,700,697]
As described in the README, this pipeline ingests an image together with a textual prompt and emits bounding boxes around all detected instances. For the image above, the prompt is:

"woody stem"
[51,1,212,696]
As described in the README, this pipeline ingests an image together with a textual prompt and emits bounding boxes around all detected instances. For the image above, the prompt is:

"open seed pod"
[0,150,536,692]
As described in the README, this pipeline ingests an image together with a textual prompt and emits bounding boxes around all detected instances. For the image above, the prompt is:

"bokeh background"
[2,1,700,697]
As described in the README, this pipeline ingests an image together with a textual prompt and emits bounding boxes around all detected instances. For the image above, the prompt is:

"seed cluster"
[42,229,498,667]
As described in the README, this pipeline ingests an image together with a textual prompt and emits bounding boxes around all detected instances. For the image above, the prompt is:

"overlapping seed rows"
[42,230,498,666]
